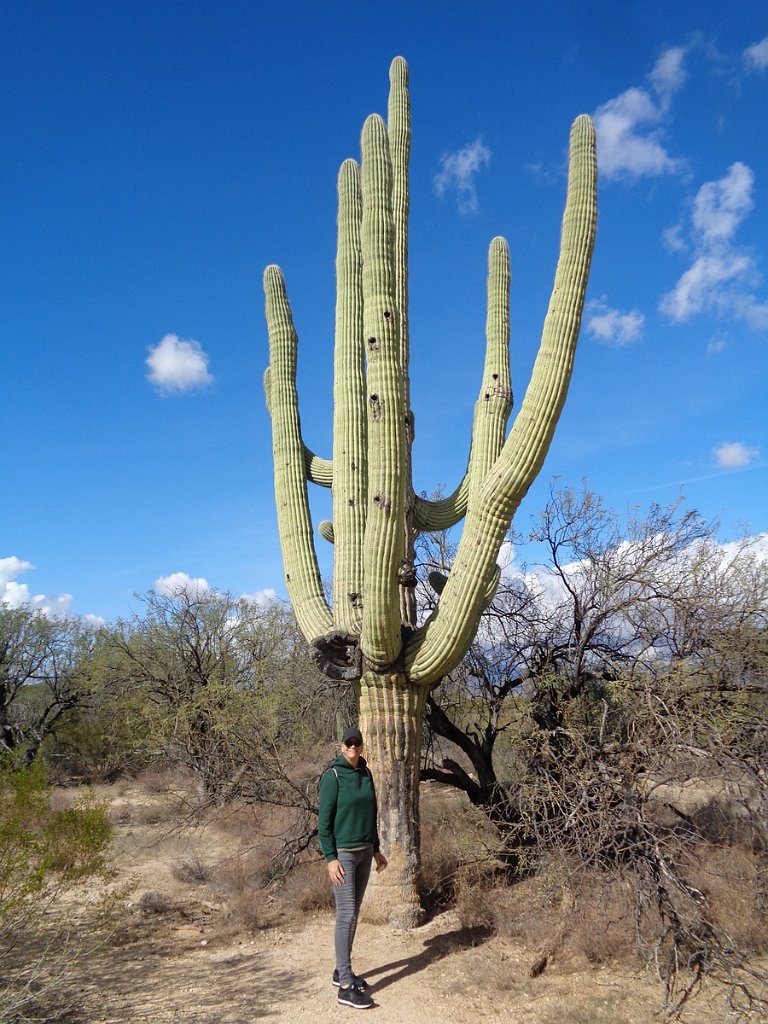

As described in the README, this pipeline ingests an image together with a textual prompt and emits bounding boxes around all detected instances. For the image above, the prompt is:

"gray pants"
[334,847,373,987]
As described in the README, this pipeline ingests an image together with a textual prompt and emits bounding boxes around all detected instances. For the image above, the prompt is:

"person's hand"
[328,859,345,886]
[374,851,388,872]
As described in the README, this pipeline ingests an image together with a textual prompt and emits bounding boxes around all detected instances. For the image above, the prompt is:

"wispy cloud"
[593,46,688,180]
[433,138,491,214]
[648,45,689,98]
[146,334,214,395]
[662,223,687,254]
[743,36,768,71]
[713,441,760,469]
[659,162,768,328]
[585,299,644,347]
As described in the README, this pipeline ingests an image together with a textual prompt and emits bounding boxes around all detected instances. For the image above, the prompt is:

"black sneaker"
[332,970,369,991]
[337,985,374,1010]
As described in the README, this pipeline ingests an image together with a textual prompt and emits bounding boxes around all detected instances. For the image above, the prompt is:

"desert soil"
[43,782,737,1024]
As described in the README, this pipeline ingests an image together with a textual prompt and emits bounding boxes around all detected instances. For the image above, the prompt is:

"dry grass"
[137,889,174,914]
[213,852,279,931]
[280,859,335,915]
[172,852,213,884]
[13,773,768,1024]
[685,843,768,954]
[419,783,501,917]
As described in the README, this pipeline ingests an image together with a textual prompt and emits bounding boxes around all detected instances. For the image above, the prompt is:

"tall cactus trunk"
[263,57,597,925]
[357,670,427,927]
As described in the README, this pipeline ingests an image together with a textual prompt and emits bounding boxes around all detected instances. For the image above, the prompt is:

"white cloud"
[240,588,279,608]
[0,556,76,618]
[154,575,279,608]
[433,138,491,214]
[146,334,214,394]
[706,336,727,355]
[721,533,768,564]
[155,572,212,598]
[712,442,760,469]
[593,46,688,181]
[0,556,34,590]
[660,163,768,328]
[586,299,644,347]
[744,37,768,71]
[660,251,754,320]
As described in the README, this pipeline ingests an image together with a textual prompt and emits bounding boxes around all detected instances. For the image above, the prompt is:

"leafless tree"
[104,587,351,803]
[418,486,768,1012]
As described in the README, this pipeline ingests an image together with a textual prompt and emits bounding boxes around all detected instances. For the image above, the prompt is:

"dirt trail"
[50,782,732,1024]
[71,911,653,1024]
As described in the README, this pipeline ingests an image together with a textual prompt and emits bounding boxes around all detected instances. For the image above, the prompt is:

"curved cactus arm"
[360,114,407,668]
[264,266,333,641]
[304,451,333,487]
[332,159,367,633]
[263,367,333,488]
[413,476,469,531]
[412,237,511,534]
[405,115,598,684]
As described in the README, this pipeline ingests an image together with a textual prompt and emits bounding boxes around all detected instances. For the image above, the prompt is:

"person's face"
[342,737,362,765]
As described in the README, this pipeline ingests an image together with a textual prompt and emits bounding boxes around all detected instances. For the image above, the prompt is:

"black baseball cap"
[342,726,363,746]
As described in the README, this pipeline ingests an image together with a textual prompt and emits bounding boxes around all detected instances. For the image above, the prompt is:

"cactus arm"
[388,56,418,627]
[412,237,511,534]
[360,114,406,668]
[263,367,333,488]
[304,451,333,487]
[332,159,367,633]
[388,57,411,405]
[467,237,512,501]
[405,115,597,684]
[413,477,469,531]
[264,265,333,640]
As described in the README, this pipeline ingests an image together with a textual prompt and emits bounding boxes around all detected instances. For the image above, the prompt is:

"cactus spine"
[264,58,597,924]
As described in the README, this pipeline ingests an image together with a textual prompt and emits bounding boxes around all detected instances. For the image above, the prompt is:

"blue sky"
[2,1,767,623]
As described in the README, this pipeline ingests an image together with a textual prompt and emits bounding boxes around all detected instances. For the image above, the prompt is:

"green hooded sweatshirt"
[318,755,380,862]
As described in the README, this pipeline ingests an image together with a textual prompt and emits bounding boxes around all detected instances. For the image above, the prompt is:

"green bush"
[0,756,112,936]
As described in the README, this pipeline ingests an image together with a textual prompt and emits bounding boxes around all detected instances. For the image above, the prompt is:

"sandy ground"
[21,781,758,1024]
[67,906,670,1024]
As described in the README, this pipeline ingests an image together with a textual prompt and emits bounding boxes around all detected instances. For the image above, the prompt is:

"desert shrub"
[0,757,111,933]
[137,890,173,914]
[280,859,335,915]
[172,853,213,885]
[0,756,112,1022]
[419,785,503,917]
[213,853,278,931]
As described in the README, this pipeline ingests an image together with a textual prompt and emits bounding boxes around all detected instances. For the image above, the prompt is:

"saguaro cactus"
[263,58,597,925]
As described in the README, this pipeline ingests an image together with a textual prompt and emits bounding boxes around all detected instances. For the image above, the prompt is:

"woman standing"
[318,726,388,1010]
